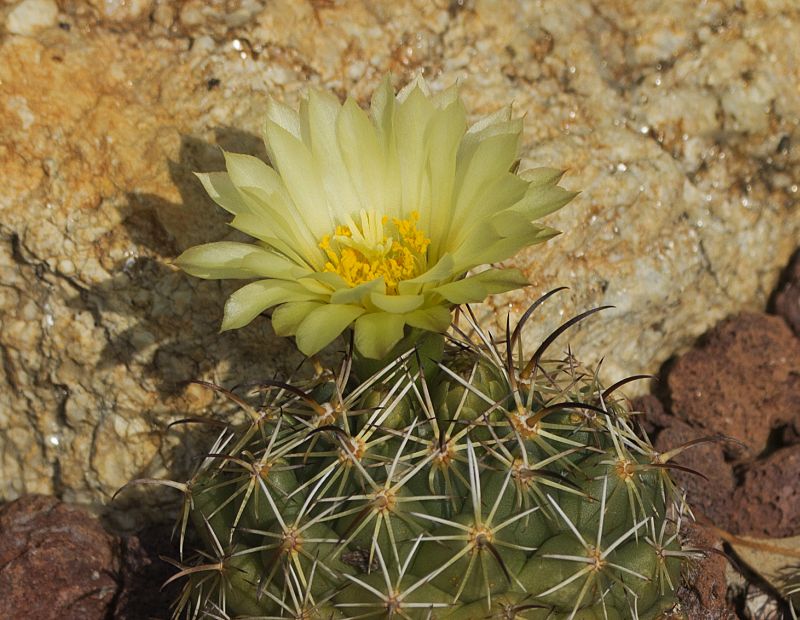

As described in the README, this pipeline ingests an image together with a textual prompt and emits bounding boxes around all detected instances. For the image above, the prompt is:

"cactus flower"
[176,76,576,359]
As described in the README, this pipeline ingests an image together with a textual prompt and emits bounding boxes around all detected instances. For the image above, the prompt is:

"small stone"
[57,258,76,275]
[6,0,59,36]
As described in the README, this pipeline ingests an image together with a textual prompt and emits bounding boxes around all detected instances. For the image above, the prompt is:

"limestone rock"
[5,0,59,36]
[0,1,798,528]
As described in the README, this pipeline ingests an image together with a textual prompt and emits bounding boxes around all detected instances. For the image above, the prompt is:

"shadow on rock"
[63,129,305,562]
[66,129,301,397]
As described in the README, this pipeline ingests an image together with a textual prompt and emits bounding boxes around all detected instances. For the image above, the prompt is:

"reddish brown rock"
[667,312,800,459]
[653,416,735,531]
[631,393,670,438]
[0,495,120,620]
[729,444,800,538]
[773,251,800,337]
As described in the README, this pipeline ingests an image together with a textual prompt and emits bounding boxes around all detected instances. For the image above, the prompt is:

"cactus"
[150,293,693,619]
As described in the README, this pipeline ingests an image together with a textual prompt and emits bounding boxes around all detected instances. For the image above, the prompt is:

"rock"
[773,250,800,337]
[0,495,120,619]
[653,414,735,531]
[0,1,799,528]
[631,393,669,438]
[729,444,800,538]
[5,0,59,36]
[666,312,800,459]
[86,0,154,22]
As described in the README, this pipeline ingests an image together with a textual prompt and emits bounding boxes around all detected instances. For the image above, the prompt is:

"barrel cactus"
[158,293,692,619]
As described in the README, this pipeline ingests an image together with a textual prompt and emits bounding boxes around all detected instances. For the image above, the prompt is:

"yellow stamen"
[318,210,430,293]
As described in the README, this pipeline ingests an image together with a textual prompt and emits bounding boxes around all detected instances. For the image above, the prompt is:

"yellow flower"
[176,76,576,359]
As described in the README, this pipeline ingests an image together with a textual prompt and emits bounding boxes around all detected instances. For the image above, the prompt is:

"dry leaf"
[728,533,800,611]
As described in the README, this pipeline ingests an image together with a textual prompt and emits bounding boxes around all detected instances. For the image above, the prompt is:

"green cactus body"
[165,305,692,619]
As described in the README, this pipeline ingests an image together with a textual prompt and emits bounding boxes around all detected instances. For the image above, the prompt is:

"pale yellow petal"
[520,167,566,187]
[369,291,424,314]
[195,172,249,215]
[337,97,386,214]
[354,312,406,360]
[395,85,437,218]
[330,278,385,305]
[302,90,362,217]
[221,280,324,331]
[404,305,452,333]
[431,268,530,304]
[295,304,366,356]
[230,213,315,270]
[263,119,332,239]
[176,242,266,279]
[265,98,301,139]
[271,301,323,337]
[423,100,466,261]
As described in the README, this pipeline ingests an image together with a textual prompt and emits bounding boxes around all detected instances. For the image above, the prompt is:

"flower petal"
[450,219,560,273]
[520,167,566,187]
[431,268,530,304]
[223,151,324,267]
[221,280,324,331]
[452,126,521,223]
[330,278,385,305]
[271,301,323,337]
[369,291,424,314]
[337,97,386,215]
[265,98,301,141]
[397,254,456,295]
[295,303,366,356]
[297,276,336,295]
[440,172,528,256]
[404,305,452,333]
[424,101,466,260]
[395,84,438,219]
[263,119,332,239]
[495,184,579,229]
[354,312,406,360]
[230,213,315,269]
[466,104,512,136]
[195,172,249,215]
[302,90,362,216]
[176,242,269,279]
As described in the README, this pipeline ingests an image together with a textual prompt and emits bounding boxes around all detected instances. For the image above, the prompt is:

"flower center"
[318,210,430,294]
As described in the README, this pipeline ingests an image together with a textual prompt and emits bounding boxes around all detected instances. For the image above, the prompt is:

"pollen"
[318,210,430,293]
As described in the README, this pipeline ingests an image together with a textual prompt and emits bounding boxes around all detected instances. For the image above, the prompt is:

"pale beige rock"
[86,0,154,22]
[5,0,59,36]
[0,0,797,529]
